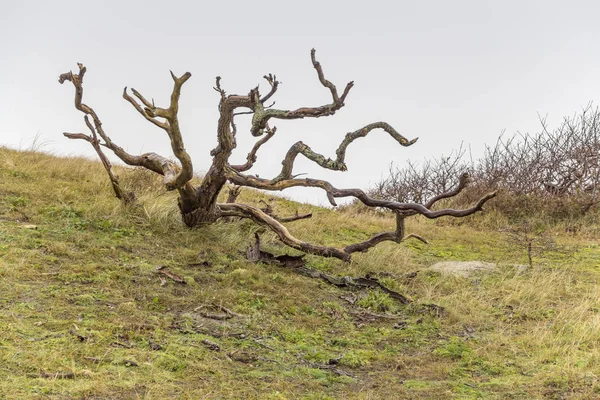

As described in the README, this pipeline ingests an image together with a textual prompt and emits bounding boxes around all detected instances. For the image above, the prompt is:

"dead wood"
[304,362,354,378]
[29,333,64,342]
[60,50,494,263]
[245,234,411,304]
[68,329,87,342]
[193,304,245,320]
[83,356,105,364]
[119,359,139,367]
[28,371,76,379]
[258,200,313,223]
[201,339,221,351]
[156,265,186,284]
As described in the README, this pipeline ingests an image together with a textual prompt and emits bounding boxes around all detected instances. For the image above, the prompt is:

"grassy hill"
[1,146,600,399]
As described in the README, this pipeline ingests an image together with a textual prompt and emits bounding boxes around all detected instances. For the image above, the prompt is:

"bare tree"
[59,51,496,262]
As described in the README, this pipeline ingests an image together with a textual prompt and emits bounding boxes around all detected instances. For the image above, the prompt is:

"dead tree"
[59,50,496,262]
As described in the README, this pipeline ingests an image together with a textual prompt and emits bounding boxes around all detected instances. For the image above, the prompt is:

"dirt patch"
[430,261,496,277]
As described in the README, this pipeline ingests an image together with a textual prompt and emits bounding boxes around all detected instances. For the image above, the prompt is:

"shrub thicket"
[372,105,600,221]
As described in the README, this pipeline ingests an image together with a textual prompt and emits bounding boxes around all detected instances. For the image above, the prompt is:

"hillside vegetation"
[372,106,600,225]
[1,147,600,399]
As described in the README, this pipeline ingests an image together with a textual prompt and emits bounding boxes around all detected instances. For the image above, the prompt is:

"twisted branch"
[249,49,354,137]
[424,172,470,209]
[59,63,198,208]
[59,65,131,202]
[230,126,277,172]
[226,169,496,218]
[63,122,131,202]
[123,71,194,190]
[258,200,313,223]
[218,203,350,261]
[219,205,421,262]
[273,122,418,182]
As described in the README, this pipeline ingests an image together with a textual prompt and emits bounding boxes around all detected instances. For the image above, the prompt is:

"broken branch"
[156,266,186,284]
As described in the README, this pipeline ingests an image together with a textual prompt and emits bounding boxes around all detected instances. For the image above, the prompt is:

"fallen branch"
[68,329,87,342]
[83,356,105,364]
[118,359,139,367]
[156,265,186,284]
[193,304,245,320]
[246,234,411,304]
[201,338,221,351]
[350,309,403,321]
[29,333,64,342]
[304,362,354,378]
[27,371,76,379]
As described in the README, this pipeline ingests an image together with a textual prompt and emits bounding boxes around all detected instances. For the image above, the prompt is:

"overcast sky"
[2,1,600,204]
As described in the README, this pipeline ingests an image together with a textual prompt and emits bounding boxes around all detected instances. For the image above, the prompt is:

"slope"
[1,147,600,399]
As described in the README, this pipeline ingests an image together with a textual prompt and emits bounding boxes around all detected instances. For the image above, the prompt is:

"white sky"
[2,0,600,205]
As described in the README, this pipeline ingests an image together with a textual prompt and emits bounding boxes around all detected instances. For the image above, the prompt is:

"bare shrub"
[373,105,600,220]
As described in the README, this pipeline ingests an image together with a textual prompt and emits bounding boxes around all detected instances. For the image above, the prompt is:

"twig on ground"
[156,265,186,284]
[201,338,221,351]
[27,371,76,379]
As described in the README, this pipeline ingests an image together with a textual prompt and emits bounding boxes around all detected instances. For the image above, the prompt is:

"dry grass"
[1,146,600,399]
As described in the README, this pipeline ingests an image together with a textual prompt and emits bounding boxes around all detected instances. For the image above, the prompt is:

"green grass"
[1,146,600,399]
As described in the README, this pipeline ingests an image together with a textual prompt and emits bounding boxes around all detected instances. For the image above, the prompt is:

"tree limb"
[260,73,279,104]
[220,204,410,262]
[123,88,168,129]
[343,213,406,254]
[245,233,411,304]
[59,65,132,202]
[249,49,354,137]
[227,186,242,203]
[230,126,277,172]
[403,233,429,244]
[257,200,313,223]
[276,212,313,223]
[226,169,496,217]
[59,63,198,208]
[424,172,470,209]
[273,122,418,181]
[122,71,194,190]
[218,202,351,261]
